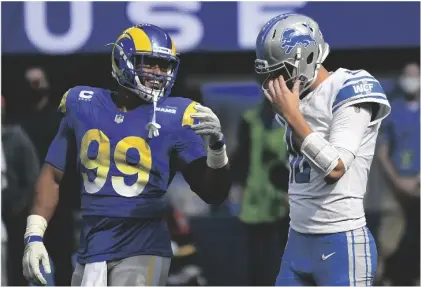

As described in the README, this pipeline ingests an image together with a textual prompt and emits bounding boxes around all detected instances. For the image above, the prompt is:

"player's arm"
[31,163,64,221]
[175,128,231,204]
[176,103,231,204]
[286,104,372,184]
[325,103,373,183]
[267,77,373,184]
[182,156,231,204]
[283,106,351,184]
[23,89,73,285]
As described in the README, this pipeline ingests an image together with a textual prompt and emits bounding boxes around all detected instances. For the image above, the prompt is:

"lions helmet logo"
[281,23,316,54]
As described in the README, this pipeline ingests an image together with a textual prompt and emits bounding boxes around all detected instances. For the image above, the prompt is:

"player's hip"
[289,216,367,234]
[81,195,169,218]
[77,216,173,264]
[288,197,366,234]
[72,254,171,286]
[280,226,377,285]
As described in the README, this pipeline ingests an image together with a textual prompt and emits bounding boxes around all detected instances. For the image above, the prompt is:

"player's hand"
[22,241,51,285]
[191,104,224,147]
[264,75,301,120]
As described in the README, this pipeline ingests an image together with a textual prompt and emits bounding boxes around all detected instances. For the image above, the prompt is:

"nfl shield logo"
[114,114,124,124]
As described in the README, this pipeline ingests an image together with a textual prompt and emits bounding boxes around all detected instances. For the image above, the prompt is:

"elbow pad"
[300,132,340,176]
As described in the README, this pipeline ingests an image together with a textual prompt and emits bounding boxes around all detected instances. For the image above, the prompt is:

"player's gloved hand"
[22,215,51,286]
[190,104,228,169]
[190,104,224,148]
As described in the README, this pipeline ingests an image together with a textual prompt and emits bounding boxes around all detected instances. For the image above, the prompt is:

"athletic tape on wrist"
[207,144,229,169]
[24,214,48,238]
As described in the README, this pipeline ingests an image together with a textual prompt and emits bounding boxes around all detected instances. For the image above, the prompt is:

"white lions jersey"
[276,68,391,234]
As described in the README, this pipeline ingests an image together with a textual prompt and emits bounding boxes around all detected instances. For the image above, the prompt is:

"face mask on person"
[400,76,420,96]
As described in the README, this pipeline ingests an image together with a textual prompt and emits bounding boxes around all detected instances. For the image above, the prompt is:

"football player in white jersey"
[254,13,391,286]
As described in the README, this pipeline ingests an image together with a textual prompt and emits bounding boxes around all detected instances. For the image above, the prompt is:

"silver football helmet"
[255,13,330,94]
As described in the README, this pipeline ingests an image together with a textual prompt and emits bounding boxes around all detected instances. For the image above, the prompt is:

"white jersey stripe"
[346,230,355,286]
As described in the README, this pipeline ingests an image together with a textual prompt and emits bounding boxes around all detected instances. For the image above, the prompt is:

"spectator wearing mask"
[1,96,40,286]
[232,98,290,286]
[19,67,78,285]
[377,62,420,285]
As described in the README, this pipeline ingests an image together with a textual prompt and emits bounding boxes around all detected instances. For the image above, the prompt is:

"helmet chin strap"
[145,92,161,138]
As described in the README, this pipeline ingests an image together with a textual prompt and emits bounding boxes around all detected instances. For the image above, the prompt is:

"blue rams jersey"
[45,86,206,263]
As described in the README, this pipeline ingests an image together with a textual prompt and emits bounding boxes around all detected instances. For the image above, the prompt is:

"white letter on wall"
[24,2,93,54]
[127,2,203,52]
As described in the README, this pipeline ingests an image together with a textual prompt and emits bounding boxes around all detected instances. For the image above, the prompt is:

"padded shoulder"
[57,86,104,115]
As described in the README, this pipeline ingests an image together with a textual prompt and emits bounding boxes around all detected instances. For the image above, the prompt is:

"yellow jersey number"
[80,129,152,197]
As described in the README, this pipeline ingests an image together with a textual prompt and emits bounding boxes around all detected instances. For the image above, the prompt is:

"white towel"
[81,261,107,286]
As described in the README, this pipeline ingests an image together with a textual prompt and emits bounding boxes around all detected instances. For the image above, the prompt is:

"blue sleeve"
[332,75,387,113]
[174,127,207,169]
[44,116,73,171]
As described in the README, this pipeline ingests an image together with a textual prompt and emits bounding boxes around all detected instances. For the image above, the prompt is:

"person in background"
[232,98,290,286]
[20,67,61,161]
[377,62,420,286]
[19,67,77,285]
[1,96,40,286]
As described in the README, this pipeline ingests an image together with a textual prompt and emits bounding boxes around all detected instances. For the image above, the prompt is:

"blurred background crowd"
[1,1,420,286]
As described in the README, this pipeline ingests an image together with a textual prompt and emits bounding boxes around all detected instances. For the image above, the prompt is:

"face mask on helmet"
[258,61,298,91]
[256,58,311,95]
[112,45,180,102]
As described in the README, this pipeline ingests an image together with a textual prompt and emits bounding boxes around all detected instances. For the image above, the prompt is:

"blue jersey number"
[80,129,152,197]
[285,125,311,184]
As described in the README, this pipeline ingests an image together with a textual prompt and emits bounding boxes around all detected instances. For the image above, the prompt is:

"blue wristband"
[24,235,43,245]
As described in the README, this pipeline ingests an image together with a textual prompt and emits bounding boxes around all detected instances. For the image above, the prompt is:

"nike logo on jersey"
[321,252,335,260]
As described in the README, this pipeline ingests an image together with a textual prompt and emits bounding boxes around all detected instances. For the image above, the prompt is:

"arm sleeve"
[174,127,207,171]
[44,116,73,171]
[329,103,373,168]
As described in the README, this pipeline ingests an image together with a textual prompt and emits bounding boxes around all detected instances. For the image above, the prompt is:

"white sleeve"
[329,103,372,169]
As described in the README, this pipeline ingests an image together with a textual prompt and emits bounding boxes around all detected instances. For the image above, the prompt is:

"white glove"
[190,104,224,147]
[190,104,229,169]
[22,215,51,286]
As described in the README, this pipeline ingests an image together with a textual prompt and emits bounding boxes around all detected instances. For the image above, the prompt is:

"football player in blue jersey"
[22,24,231,286]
